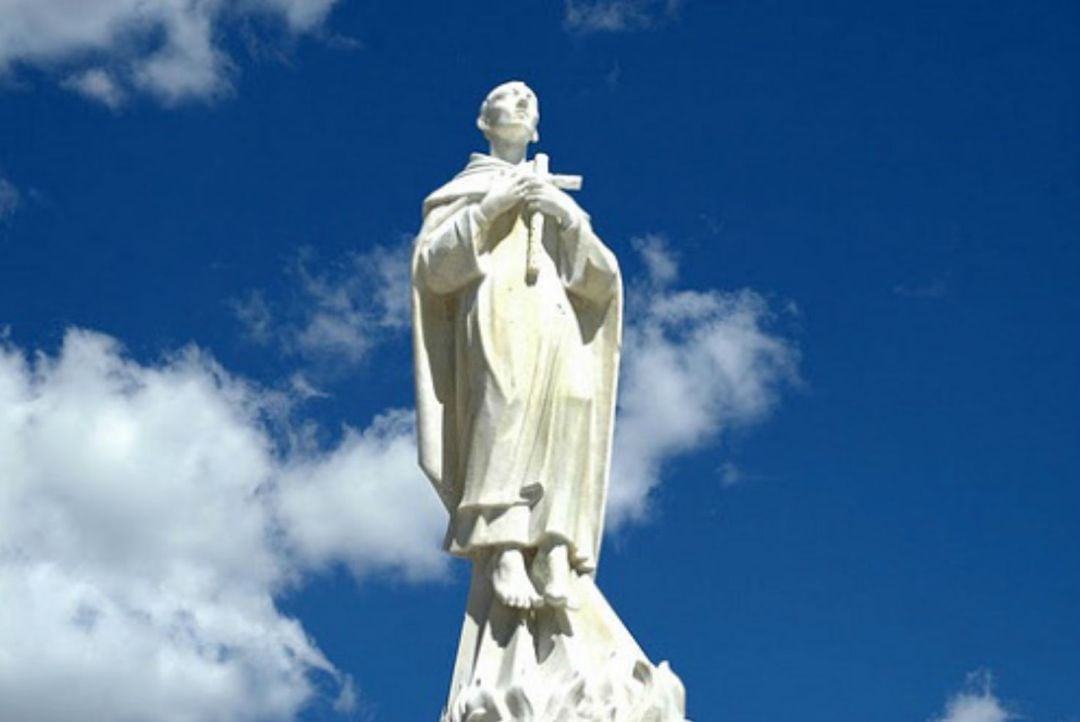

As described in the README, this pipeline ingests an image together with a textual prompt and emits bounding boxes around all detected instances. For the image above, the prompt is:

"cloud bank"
[0,329,444,721]
[0,0,340,106]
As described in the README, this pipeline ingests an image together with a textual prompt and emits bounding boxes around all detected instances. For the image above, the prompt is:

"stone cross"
[526,152,583,284]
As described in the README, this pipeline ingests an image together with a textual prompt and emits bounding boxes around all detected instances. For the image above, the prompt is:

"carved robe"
[412,153,621,572]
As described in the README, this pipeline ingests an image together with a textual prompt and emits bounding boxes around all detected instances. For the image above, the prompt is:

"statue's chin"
[486,123,535,145]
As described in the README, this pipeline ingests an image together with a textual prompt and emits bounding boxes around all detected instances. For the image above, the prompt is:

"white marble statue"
[412,81,689,722]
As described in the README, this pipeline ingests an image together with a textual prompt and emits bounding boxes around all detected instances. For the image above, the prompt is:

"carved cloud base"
[441,561,690,722]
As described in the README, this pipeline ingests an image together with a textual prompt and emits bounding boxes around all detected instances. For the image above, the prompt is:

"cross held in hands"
[526,152,583,284]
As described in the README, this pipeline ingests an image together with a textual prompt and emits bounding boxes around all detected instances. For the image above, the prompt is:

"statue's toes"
[513,588,542,610]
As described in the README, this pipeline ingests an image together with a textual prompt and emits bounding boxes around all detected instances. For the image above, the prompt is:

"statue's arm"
[557,217,620,304]
[415,200,489,295]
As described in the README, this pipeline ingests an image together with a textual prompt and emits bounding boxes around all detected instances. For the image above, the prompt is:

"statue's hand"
[479,170,530,223]
[524,180,582,229]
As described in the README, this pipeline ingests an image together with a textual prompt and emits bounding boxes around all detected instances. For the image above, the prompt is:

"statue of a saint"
[412,81,688,722]
[413,80,619,609]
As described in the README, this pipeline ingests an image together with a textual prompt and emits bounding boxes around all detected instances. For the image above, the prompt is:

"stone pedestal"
[442,562,689,722]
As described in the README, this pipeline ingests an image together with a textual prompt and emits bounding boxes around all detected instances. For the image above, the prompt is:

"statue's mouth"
[499,117,532,129]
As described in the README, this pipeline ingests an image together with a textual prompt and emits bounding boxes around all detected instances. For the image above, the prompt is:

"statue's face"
[478,82,539,144]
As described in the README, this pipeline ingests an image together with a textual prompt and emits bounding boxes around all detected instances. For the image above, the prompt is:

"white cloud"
[931,673,1012,722]
[608,236,798,527]
[0,175,20,220]
[0,328,443,722]
[564,0,683,33]
[0,0,340,106]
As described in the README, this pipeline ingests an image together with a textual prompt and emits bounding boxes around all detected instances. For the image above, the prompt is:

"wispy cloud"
[231,289,276,346]
[564,0,684,33]
[292,242,410,364]
[0,328,444,721]
[0,0,341,106]
[609,235,799,527]
[931,672,1013,722]
[632,233,679,285]
[232,240,411,372]
[0,176,21,221]
[60,68,126,109]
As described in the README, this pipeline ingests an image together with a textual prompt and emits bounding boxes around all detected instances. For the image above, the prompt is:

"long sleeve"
[416,203,489,295]
[556,218,620,305]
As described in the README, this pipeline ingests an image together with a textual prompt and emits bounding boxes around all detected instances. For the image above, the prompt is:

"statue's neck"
[488,139,529,166]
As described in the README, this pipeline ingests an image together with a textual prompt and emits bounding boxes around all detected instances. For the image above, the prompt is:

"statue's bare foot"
[492,548,542,610]
[536,542,578,609]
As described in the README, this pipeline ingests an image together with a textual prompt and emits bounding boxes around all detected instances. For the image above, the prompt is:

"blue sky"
[1,1,1077,721]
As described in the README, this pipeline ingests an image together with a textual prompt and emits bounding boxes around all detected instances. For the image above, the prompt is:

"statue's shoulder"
[422,153,504,216]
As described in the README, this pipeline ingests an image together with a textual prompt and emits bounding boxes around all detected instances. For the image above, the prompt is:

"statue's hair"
[477,80,540,143]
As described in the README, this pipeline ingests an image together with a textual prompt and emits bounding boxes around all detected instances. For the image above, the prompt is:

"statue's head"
[477,81,540,145]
